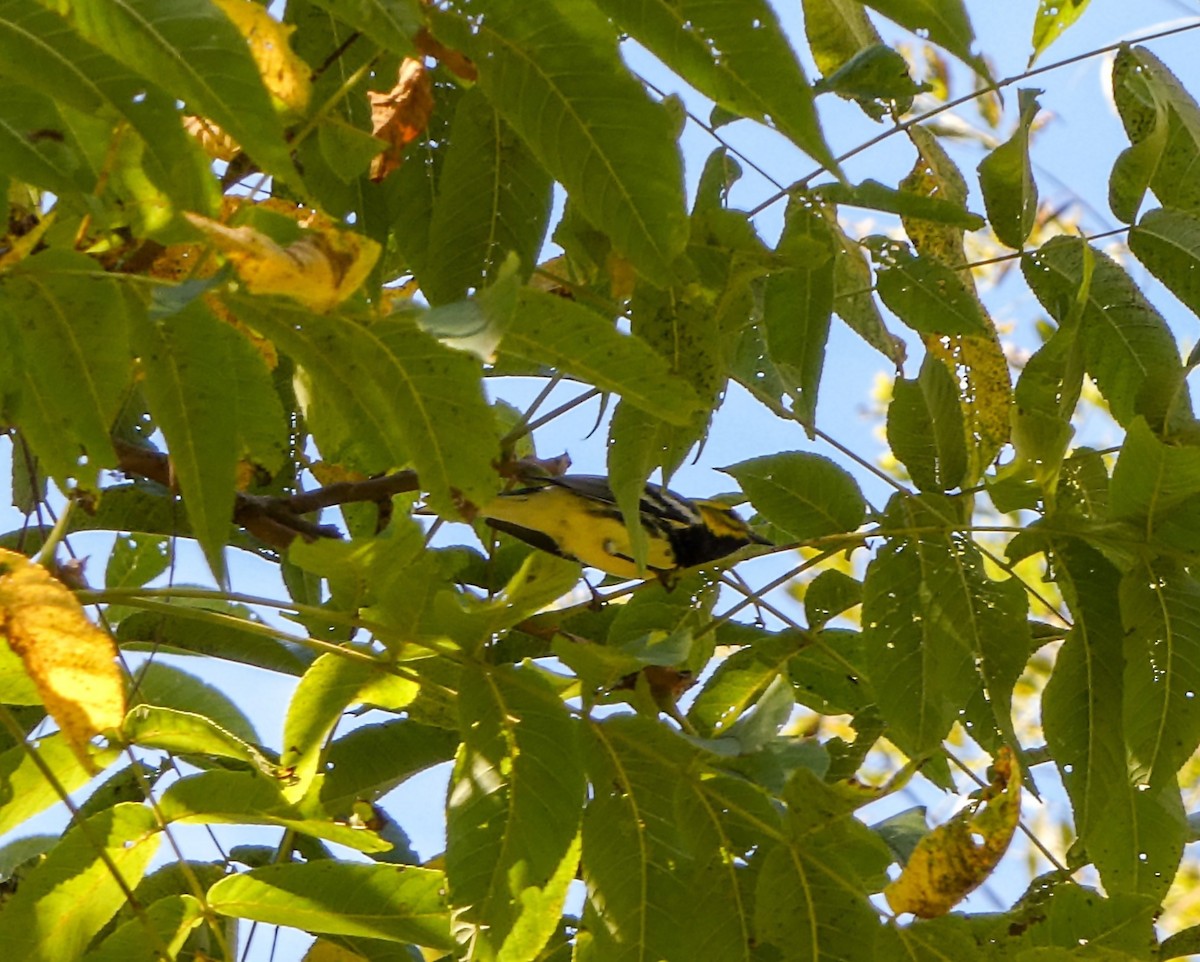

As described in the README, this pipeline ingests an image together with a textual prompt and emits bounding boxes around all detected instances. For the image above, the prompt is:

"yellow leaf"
[185,213,381,312]
[183,116,241,162]
[885,747,1020,918]
[0,549,125,772]
[211,0,311,115]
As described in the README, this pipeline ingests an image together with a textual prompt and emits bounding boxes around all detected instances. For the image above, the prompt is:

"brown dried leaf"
[212,0,311,115]
[884,748,1020,918]
[369,58,434,183]
[185,213,381,312]
[0,549,125,772]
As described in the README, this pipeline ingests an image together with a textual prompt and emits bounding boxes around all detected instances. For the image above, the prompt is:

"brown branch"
[111,438,421,551]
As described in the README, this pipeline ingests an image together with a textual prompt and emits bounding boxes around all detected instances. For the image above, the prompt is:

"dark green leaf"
[722,451,866,543]
[860,0,988,79]
[430,0,687,280]
[805,570,864,628]
[887,354,967,492]
[1023,236,1187,429]
[421,88,552,304]
[0,250,131,488]
[1130,206,1200,321]
[320,719,459,814]
[978,88,1041,249]
[82,894,204,962]
[818,180,984,229]
[763,197,836,426]
[593,0,837,172]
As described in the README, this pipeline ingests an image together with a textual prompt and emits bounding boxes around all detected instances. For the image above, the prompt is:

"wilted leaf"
[212,0,311,115]
[885,748,1020,917]
[185,213,380,312]
[369,58,433,182]
[0,548,124,771]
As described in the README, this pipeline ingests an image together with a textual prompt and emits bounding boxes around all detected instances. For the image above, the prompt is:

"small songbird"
[478,474,770,583]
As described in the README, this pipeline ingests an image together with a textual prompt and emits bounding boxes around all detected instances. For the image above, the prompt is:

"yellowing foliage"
[0,549,126,772]
[212,0,312,115]
[369,58,435,182]
[885,748,1021,918]
[185,212,381,312]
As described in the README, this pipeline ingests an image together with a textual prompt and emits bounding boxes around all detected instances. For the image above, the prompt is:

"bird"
[477,474,770,584]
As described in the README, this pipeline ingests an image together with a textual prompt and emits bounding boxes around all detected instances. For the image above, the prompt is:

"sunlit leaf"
[208,862,455,949]
[0,548,124,771]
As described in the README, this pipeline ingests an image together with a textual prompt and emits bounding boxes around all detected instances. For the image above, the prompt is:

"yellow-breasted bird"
[478,474,770,583]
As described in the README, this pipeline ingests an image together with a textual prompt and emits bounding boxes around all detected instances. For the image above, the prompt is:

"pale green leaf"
[860,0,988,78]
[1030,0,1091,64]
[447,664,584,956]
[803,0,883,78]
[0,733,115,836]
[122,704,275,774]
[208,862,455,949]
[158,769,392,853]
[319,719,459,813]
[872,242,992,337]
[0,803,160,962]
[281,652,418,802]
[82,894,204,962]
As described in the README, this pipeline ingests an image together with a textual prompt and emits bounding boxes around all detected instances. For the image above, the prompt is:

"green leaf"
[0,733,116,836]
[763,197,836,426]
[503,289,704,426]
[0,84,98,195]
[804,571,864,629]
[978,88,1041,249]
[422,88,554,305]
[0,250,131,488]
[158,769,392,853]
[1030,0,1091,64]
[129,659,259,743]
[430,0,687,280]
[302,0,419,56]
[0,803,160,962]
[887,354,967,492]
[871,241,992,337]
[722,451,865,543]
[319,719,459,814]
[117,603,313,676]
[592,0,837,173]
[63,0,294,180]
[82,894,204,962]
[0,1,217,216]
[1109,417,1200,556]
[447,664,584,956]
[281,652,418,802]
[1023,236,1187,429]
[1044,540,1186,898]
[1111,46,1200,217]
[814,45,929,120]
[105,534,169,590]
[1027,0,1094,62]
[122,704,275,774]
[230,299,498,517]
[862,494,1029,756]
[1120,561,1200,789]
[1129,206,1200,321]
[208,862,455,949]
[133,299,286,582]
[803,0,884,79]
[817,180,984,229]
[860,0,988,79]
